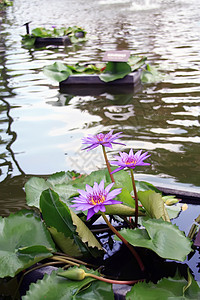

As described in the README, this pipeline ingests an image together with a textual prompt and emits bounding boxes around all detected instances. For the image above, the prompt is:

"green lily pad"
[99,62,132,82]
[166,203,182,220]
[126,269,200,299]
[43,62,72,82]
[141,64,163,83]
[135,180,161,193]
[25,176,51,208]
[22,266,114,300]
[25,172,78,209]
[0,210,56,278]
[128,55,147,71]
[116,218,192,261]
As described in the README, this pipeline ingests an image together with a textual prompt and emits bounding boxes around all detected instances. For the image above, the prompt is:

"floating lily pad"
[126,269,200,299]
[22,266,114,300]
[99,62,132,82]
[0,210,56,278]
[116,218,192,261]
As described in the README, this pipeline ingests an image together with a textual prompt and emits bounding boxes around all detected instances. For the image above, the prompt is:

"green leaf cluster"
[126,269,200,299]
[22,266,114,300]
[0,210,56,278]
[39,188,103,258]
[24,171,104,258]
[116,217,192,262]
[43,62,102,83]
[0,0,13,8]
[21,25,87,47]
[43,55,147,83]
[25,168,145,215]
[0,167,196,298]
[141,64,164,83]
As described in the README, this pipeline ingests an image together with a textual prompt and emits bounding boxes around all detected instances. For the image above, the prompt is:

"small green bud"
[162,195,179,206]
[57,268,86,281]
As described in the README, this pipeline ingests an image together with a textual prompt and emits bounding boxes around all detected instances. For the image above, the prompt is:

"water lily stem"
[102,146,115,183]
[101,212,145,271]
[85,273,144,285]
[51,256,80,267]
[130,169,138,227]
[53,252,95,267]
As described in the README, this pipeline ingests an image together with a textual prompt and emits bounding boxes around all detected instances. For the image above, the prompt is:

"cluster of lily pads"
[0,0,12,9]
[21,25,87,47]
[0,130,199,299]
[43,56,161,84]
[21,24,162,84]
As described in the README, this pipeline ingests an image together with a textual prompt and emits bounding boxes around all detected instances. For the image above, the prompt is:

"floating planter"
[21,24,87,47]
[1,131,200,299]
[59,70,142,95]
[0,0,13,9]
[43,51,155,94]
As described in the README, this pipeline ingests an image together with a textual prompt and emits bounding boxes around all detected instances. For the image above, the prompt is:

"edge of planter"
[59,69,142,95]
[34,31,85,47]
[156,186,200,204]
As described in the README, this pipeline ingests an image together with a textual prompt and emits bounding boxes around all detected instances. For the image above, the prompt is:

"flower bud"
[163,195,179,206]
[57,268,86,281]
[182,203,188,211]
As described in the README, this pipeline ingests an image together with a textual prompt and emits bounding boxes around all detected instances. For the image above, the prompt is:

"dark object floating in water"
[59,69,142,95]
[34,31,85,46]
[22,22,86,47]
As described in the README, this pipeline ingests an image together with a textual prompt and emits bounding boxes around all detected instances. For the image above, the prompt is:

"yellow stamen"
[90,195,105,205]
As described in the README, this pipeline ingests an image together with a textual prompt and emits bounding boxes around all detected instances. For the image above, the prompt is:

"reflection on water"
[0,0,200,215]
[130,0,162,10]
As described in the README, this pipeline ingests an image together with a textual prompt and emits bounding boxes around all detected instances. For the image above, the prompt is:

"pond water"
[0,0,200,216]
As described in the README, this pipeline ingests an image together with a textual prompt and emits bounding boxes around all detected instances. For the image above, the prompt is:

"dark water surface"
[0,0,200,216]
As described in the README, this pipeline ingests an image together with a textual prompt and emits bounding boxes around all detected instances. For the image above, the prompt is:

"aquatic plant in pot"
[0,131,199,299]
[0,0,12,9]
[43,55,162,86]
[21,25,87,47]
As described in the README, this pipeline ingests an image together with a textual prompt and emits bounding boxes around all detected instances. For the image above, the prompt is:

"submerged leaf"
[141,64,163,83]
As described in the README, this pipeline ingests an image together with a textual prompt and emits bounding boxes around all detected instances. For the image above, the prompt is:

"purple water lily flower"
[71,180,122,220]
[82,130,125,151]
[110,149,151,174]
